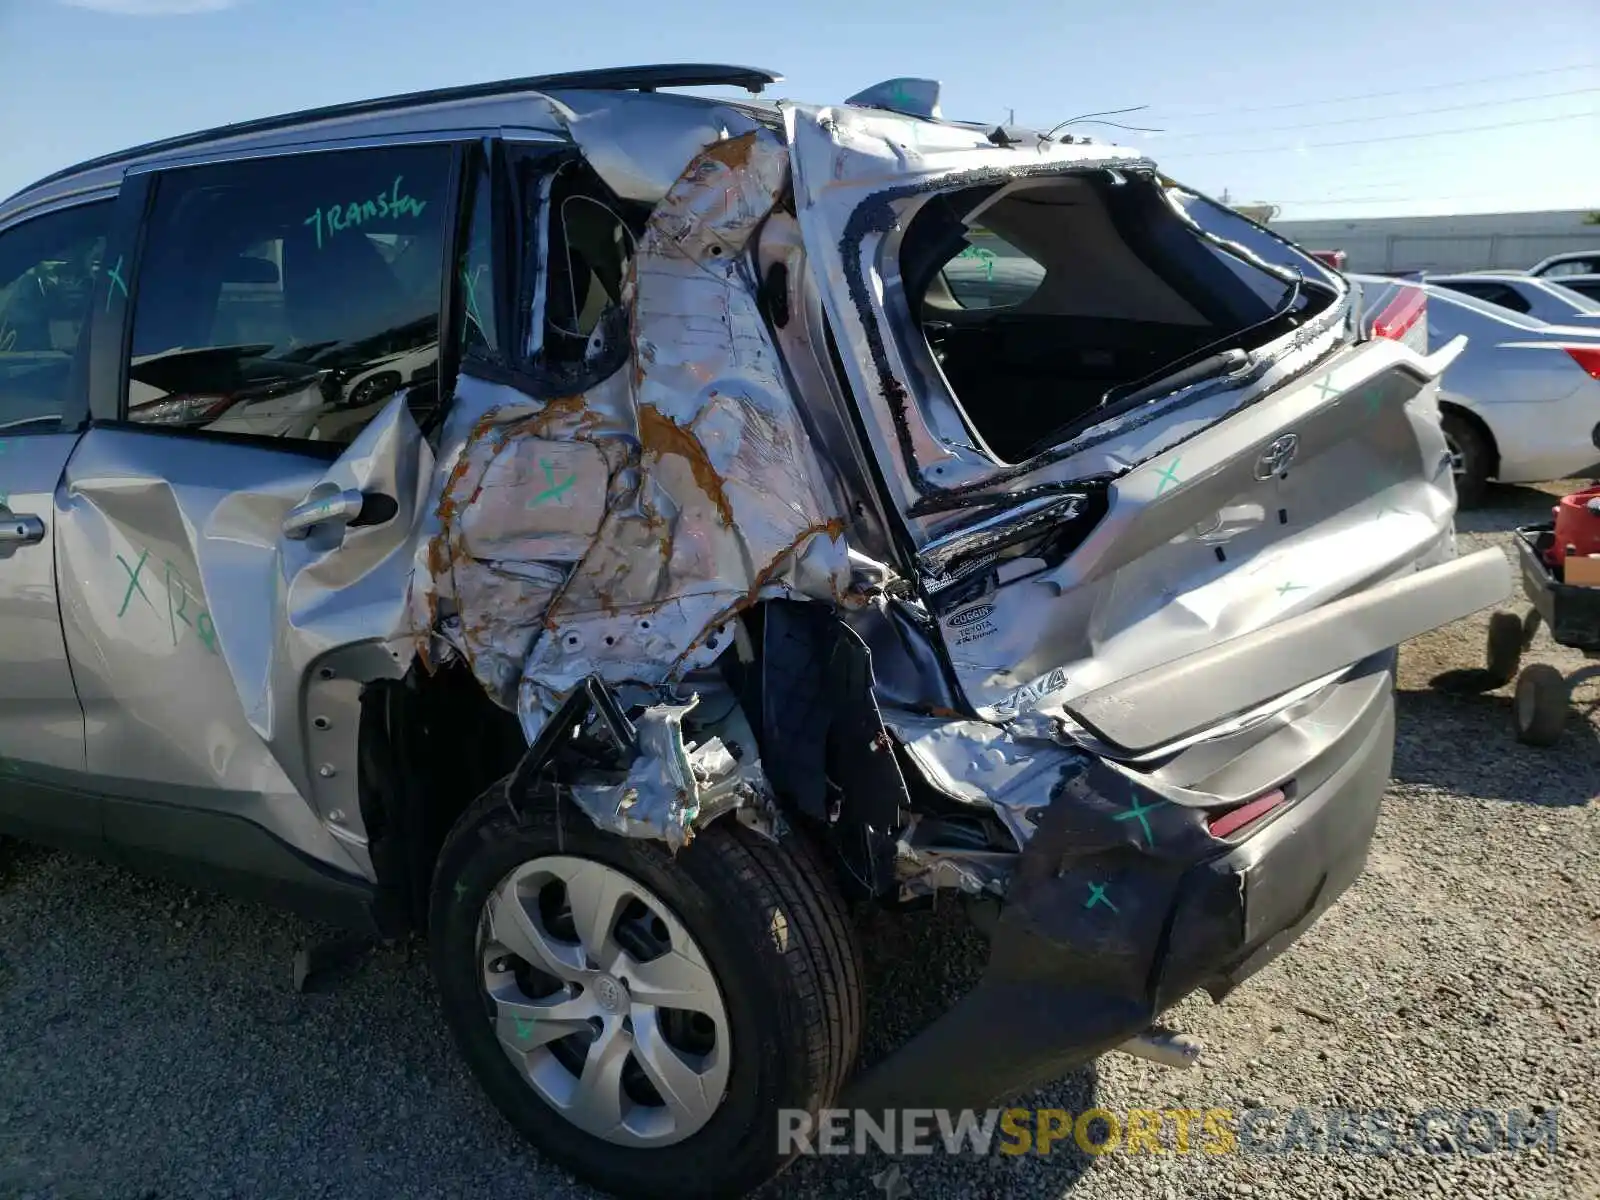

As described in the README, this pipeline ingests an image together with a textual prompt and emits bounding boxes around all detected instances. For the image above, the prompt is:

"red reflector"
[1372,286,1427,341]
[1207,788,1287,840]
[1566,347,1600,381]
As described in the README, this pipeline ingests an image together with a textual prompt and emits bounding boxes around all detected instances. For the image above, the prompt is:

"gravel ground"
[3,482,1597,1200]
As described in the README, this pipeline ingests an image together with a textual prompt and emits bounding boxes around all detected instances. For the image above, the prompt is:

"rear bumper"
[843,671,1394,1111]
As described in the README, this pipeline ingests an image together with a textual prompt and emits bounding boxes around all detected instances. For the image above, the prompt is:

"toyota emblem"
[1255,433,1300,480]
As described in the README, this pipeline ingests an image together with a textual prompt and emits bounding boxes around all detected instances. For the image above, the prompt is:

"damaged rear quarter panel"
[783,102,1461,729]
[411,128,854,742]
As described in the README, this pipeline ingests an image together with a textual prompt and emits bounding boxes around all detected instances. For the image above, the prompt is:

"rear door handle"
[0,513,45,546]
[283,489,397,540]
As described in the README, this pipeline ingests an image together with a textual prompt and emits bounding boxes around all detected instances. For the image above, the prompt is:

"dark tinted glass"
[0,202,110,434]
[127,145,452,444]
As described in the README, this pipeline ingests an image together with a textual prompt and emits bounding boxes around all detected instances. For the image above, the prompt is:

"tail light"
[1207,787,1288,840]
[129,394,238,426]
[1370,285,1427,342]
[1565,347,1600,380]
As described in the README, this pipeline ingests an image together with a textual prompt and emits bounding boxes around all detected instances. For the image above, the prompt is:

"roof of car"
[1532,249,1600,271]
[0,64,783,224]
[1428,273,1535,285]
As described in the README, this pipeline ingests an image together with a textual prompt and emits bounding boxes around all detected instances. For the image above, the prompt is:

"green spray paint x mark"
[115,549,153,618]
[461,264,487,335]
[105,256,129,313]
[957,245,997,281]
[526,460,576,508]
[1084,882,1119,913]
[1113,793,1164,847]
[1276,581,1307,597]
[1154,458,1182,496]
[513,1015,537,1042]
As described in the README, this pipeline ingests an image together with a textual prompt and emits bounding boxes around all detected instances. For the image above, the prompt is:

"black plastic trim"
[101,795,380,932]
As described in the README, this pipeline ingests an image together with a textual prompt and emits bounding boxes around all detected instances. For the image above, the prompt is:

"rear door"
[0,198,110,846]
[59,141,469,886]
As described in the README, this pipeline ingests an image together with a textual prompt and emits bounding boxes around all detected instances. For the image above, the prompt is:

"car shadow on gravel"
[1453,482,1568,534]
[769,903,1100,1198]
[1392,684,1600,807]
[1,838,1099,1200]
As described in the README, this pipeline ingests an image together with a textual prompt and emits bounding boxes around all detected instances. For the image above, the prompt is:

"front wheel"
[429,783,862,1200]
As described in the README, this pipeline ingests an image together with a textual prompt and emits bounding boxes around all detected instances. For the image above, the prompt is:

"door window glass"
[936,230,1046,311]
[459,159,498,358]
[0,202,110,434]
[126,145,453,445]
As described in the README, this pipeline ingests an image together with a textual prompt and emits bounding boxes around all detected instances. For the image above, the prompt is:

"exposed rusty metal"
[636,404,736,529]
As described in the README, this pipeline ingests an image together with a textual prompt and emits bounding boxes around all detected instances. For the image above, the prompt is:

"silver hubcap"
[478,856,731,1146]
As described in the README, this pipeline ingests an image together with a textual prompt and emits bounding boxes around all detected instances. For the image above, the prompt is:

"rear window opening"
[895,172,1333,465]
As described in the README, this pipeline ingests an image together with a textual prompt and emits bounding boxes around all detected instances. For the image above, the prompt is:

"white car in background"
[1356,275,1600,504]
[1426,272,1600,328]
[1529,250,1600,279]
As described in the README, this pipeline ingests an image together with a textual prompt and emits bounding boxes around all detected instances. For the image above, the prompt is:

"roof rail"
[23,64,784,194]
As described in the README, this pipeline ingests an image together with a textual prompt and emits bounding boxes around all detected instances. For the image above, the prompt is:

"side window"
[1545,260,1595,278]
[0,202,110,434]
[936,231,1046,311]
[1487,285,1532,314]
[518,154,637,392]
[126,145,453,444]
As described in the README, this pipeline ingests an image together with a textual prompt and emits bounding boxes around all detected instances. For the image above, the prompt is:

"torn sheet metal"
[567,694,770,850]
[407,128,854,750]
[404,370,634,706]
[512,129,853,734]
[881,709,1086,848]
[544,89,774,205]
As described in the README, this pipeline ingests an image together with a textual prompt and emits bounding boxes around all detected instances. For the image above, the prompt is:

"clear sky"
[1,0,1595,220]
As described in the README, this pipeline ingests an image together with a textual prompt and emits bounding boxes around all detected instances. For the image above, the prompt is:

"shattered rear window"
[895,171,1327,466]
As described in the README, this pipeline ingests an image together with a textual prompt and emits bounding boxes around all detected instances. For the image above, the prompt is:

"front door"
[57,141,467,887]
[0,198,111,846]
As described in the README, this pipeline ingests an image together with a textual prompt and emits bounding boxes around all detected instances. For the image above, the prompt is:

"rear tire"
[1441,412,1492,508]
[429,781,862,1200]
[1512,664,1568,747]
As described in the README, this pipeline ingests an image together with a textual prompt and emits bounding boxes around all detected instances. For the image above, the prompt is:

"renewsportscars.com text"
[778,1106,1560,1158]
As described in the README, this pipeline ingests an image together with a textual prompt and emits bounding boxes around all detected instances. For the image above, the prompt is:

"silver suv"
[0,64,1509,1200]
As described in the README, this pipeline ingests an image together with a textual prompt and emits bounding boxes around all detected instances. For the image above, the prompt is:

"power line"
[1157,62,1597,119]
[1153,109,1598,159]
[1170,133,1600,173]
[1270,190,1570,206]
[1163,86,1600,139]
